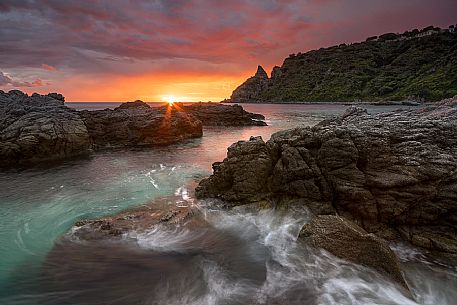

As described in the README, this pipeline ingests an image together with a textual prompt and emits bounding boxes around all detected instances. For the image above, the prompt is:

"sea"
[0,103,455,305]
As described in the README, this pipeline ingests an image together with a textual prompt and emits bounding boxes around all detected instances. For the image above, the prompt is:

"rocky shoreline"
[196,96,457,258]
[57,95,457,300]
[0,90,266,167]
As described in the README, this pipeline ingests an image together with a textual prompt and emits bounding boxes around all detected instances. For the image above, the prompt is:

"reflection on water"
[1,103,452,304]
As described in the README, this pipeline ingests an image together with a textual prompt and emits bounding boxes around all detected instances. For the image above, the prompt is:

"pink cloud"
[1,0,456,100]
[41,64,57,71]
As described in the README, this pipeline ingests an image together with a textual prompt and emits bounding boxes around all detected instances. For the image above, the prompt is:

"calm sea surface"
[0,103,455,304]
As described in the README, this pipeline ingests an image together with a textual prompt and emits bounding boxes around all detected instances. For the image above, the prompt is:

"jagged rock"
[0,90,91,166]
[0,90,268,167]
[80,102,202,149]
[182,102,267,126]
[300,215,409,290]
[0,91,203,166]
[229,65,269,103]
[196,97,457,256]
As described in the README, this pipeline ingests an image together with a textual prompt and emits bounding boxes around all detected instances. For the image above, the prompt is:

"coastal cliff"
[228,25,457,103]
[196,96,457,257]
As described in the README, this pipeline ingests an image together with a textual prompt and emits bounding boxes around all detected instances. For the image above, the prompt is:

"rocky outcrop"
[182,102,267,126]
[228,66,269,103]
[0,90,92,166]
[0,91,202,166]
[79,101,202,149]
[196,97,457,256]
[0,91,268,167]
[300,215,409,290]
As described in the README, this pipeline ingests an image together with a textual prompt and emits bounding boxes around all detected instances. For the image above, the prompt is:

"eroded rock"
[79,101,202,149]
[300,215,409,290]
[0,90,91,166]
[196,97,457,256]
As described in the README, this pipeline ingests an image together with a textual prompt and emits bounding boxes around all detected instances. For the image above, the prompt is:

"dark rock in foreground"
[300,215,409,290]
[196,97,457,256]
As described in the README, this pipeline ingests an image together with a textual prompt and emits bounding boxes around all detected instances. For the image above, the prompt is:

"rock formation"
[300,215,409,289]
[0,91,267,167]
[182,102,267,126]
[79,101,202,149]
[0,90,92,166]
[227,28,457,103]
[72,196,198,240]
[229,65,269,103]
[196,97,457,256]
[0,91,202,166]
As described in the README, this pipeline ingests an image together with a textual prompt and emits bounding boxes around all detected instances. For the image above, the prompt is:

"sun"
[162,95,177,105]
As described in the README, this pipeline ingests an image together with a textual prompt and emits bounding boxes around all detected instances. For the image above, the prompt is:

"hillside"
[229,25,457,103]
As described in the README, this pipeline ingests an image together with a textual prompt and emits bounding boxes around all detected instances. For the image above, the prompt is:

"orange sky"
[1,0,456,102]
[51,71,253,103]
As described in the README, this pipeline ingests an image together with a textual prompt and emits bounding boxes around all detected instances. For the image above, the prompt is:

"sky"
[0,0,456,102]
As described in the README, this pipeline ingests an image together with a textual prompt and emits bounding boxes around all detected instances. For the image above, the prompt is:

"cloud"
[1,0,456,100]
[0,71,45,87]
[41,64,57,71]
[0,72,12,86]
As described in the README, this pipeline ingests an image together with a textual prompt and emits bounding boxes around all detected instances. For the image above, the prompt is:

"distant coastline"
[227,24,457,105]
[223,100,422,106]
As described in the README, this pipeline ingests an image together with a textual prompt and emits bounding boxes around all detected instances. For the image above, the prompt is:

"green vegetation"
[261,31,457,102]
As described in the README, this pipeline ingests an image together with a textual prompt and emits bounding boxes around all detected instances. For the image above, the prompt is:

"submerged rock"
[196,96,457,256]
[300,215,409,290]
[73,198,198,240]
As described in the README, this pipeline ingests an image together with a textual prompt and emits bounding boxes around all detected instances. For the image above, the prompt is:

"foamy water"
[1,103,454,304]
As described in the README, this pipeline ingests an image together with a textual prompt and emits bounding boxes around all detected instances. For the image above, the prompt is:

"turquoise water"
[3,103,452,304]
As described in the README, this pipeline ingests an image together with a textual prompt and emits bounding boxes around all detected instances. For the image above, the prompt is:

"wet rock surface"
[72,196,199,240]
[300,215,409,290]
[196,97,457,256]
[41,196,269,305]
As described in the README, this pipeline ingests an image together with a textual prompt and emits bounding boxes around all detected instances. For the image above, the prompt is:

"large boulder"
[300,215,409,290]
[196,97,457,256]
[0,90,91,166]
[79,101,202,148]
